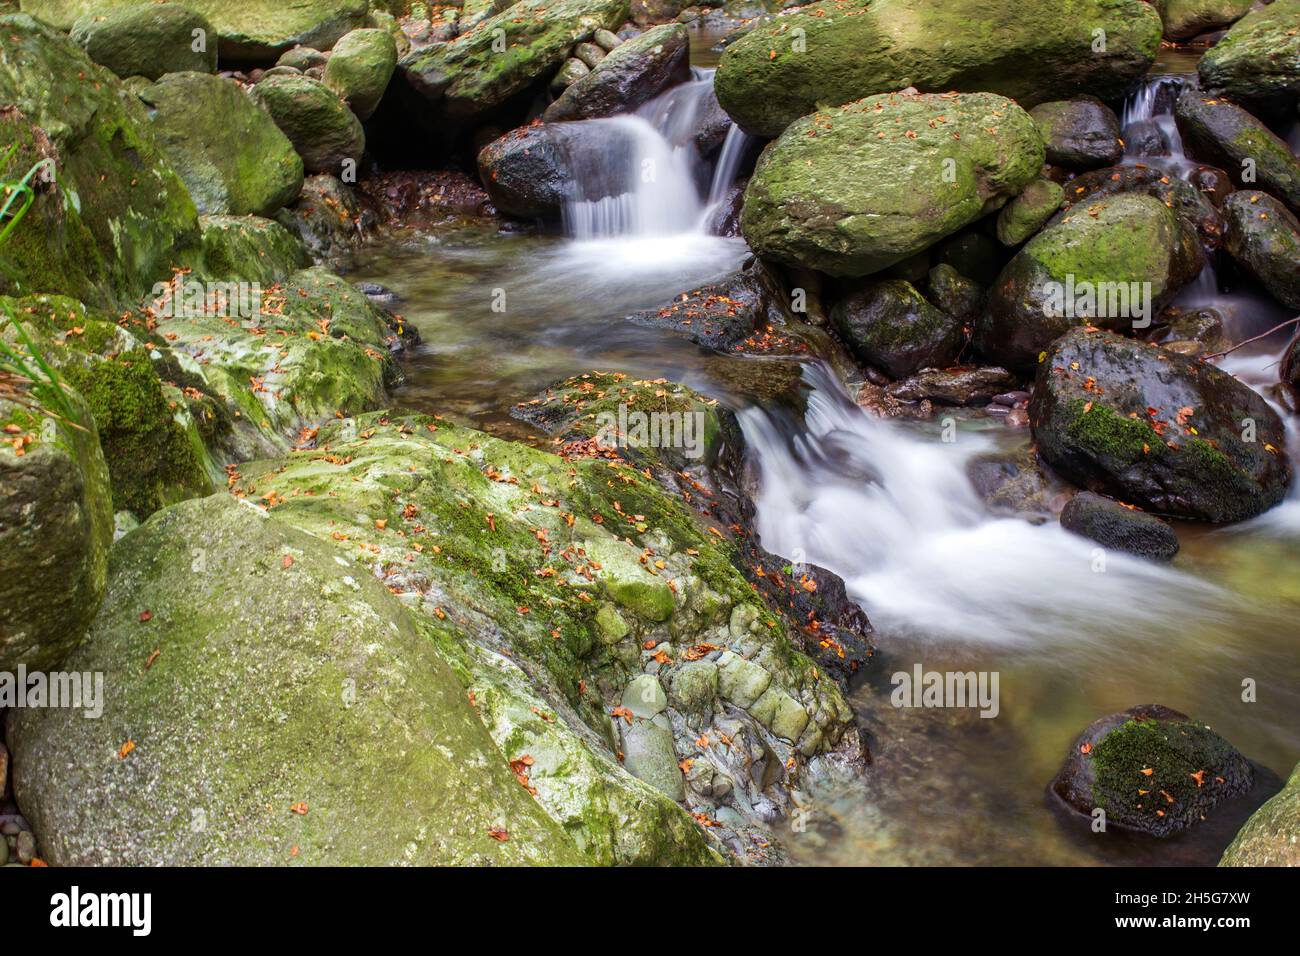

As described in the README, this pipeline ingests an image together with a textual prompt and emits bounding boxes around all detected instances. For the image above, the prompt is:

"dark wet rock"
[925,264,984,323]
[996,178,1065,246]
[401,0,629,122]
[693,87,735,159]
[1052,704,1253,838]
[1122,118,1169,158]
[977,194,1204,372]
[1198,0,1300,106]
[1151,306,1230,353]
[1221,760,1300,866]
[544,23,690,121]
[1175,90,1300,213]
[70,3,216,80]
[713,0,1161,137]
[831,280,965,379]
[476,122,573,218]
[707,180,746,238]
[1030,98,1124,170]
[1222,191,1300,310]
[1188,165,1234,208]
[1053,162,1225,247]
[624,265,775,351]
[139,72,304,218]
[1059,491,1180,561]
[1284,338,1300,391]
[1030,328,1291,523]
[741,91,1043,277]
[887,367,1017,407]
[249,74,365,176]
[966,444,1068,516]
[1153,0,1254,41]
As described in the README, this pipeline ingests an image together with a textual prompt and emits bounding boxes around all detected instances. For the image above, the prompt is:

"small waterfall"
[560,67,752,240]
[1120,73,1195,172]
[739,364,1230,646]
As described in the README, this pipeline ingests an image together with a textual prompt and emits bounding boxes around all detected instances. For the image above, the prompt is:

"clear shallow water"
[347,56,1300,866]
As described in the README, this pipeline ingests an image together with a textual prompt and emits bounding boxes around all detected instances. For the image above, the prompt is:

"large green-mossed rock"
[401,0,629,121]
[0,14,199,310]
[21,0,372,62]
[7,493,582,865]
[1221,761,1300,866]
[1030,328,1291,523]
[714,0,1162,137]
[139,72,304,217]
[1222,191,1300,311]
[976,193,1203,371]
[69,3,217,80]
[250,74,365,176]
[740,91,1044,277]
[1152,0,1254,41]
[229,379,860,862]
[323,27,398,121]
[0,313,112,672]
[1198,0,1300,105]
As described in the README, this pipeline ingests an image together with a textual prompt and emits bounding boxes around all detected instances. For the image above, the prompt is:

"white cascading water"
[739,364,1235,646]
[561,68,750,240]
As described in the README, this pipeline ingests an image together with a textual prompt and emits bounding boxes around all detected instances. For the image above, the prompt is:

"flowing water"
[348,48,1300,866]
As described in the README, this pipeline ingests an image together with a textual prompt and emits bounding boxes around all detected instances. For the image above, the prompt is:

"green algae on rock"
[1221,761,1300,866]
[324,27,398,121]
[249,74,365,176]
[138,72,304,218]
[714,0,1161,137]
[976,194,1203,371]
[1030,328,1291,523]
[740,91,1044,278]
[69,3,217,80]
[0,314,112,673]
[228,400,859,861]
[7,493,583,866]
[1198,0,1300,105]
[1052,704,1253,838]
[1174,90,1300,213]
[0,13,199,310]
[401,0,629,121]
[1222,191,1300,310]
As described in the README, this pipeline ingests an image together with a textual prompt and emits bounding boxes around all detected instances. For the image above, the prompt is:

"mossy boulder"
[69,3,216,80]
[741,91,1044,278]
[1052,162,1225,247]
[1059,491,1180,561]
[713,0,1162,137]
[229,399,858,858]
[976,194,1203,371]
[250,74,365,176]
[831,279,963,379]
[1052,704,1253,838]
[1030,328,1291,523]
[1222,190,1300,310]
[138,72,304,217]
[1152,0,1254,41]
[1221,761,1300,866]
[7,493,581,865]
[0,313,112,672]
[543,22,690,122]
[996,178,1065,246]
[401,0,629,121]
[1198,0,1300,106]
[133,265,398,460]
[1175,90,1300,213]
[22,0,372,62]
[0,14,199,310]
[194,215,311,285]
[273,173,370,262]
[323,27,397,121]
[1029,98,1123,170]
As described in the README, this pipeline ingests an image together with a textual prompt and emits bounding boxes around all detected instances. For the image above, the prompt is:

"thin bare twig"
[1201,316,1300,361]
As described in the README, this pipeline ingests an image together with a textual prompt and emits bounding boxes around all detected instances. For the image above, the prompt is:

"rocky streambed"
[2,0,1300,868]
